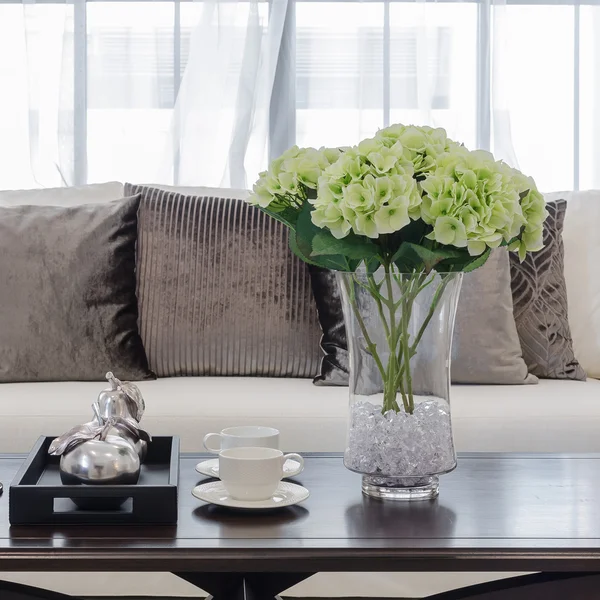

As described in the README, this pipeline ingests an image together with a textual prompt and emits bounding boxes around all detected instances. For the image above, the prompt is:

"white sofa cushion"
[1,377,598,453]
[545,190,600,378]
[0,182,124,206]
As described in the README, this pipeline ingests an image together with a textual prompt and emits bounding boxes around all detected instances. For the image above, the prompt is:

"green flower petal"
[467,240,487,256]
[433,216,467,247]
[374,204,410,234]
[354,213,379,238]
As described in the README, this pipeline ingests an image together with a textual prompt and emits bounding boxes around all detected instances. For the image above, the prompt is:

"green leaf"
[295,202,320,246]
[259,206,300,230]
[291,206,352,270]
[291,202,365,271]
[317,255,354,271]
[387,218,429,247]
[289,230,319,266]
[347,258,363,272]
[500,233,520,248]
[436,246,492,273]
[290,232,350,270]
[461,247,492,272]
[392,242,463,273]
[311,230,378,260]
[365,256,382,273]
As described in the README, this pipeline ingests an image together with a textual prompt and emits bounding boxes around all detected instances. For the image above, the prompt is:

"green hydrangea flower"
[419,149,546,257]
[248,124,547,263]
[374,124,467,176]
[312,136,420,239]
[503,166,547,260]
[248,146,343,210]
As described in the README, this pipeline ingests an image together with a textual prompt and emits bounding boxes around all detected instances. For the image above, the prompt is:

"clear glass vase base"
[361,475,439,501]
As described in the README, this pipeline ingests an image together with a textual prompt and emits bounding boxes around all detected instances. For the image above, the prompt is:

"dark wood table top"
[1,452,600,572]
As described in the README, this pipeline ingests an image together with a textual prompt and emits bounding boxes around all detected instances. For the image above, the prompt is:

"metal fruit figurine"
[49,372,151,509]
[95,372,148,461]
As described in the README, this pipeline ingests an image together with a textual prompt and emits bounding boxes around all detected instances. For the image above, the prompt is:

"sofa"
[0,182,599,599]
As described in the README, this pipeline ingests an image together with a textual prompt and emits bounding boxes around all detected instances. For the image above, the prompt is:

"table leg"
[173,572,244,598]
[244,572,315,598]
[425,572,600,600]
[207,578,276,600]
[173,572,314,600]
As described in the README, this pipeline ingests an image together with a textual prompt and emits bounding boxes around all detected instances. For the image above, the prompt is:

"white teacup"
[219,447,304,501]
[203,426,279,454]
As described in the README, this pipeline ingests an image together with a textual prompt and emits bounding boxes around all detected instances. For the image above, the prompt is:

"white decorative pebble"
[344,398,456,477]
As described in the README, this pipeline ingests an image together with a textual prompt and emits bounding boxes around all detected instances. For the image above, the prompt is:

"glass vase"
[338,267,463,501]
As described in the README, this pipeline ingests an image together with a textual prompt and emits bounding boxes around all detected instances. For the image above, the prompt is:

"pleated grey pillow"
[509,199,585,380]
[0,195,153,382]
[126,184,322,378]
[311,248,536,386]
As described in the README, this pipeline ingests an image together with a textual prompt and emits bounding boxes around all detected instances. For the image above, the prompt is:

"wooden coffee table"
[0,453,599,599]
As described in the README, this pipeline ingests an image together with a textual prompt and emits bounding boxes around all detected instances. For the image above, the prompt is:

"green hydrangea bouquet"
[248,124,547,415]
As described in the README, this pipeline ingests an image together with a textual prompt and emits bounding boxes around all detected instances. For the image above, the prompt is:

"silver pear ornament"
[49,373,151,508]
[95,371,148,461]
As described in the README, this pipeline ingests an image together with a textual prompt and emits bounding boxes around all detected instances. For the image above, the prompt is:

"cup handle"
[203,433,222,453]
[283,453,304,477]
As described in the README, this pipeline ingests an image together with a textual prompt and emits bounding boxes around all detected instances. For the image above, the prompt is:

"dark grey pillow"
[310,268,349,385]
[311,248,535,386]
[0,196,153,382]
[126,184,322,378]
[510,199,585,380]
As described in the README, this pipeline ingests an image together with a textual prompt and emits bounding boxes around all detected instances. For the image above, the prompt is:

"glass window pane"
[491,5,574,192]
[178,3,269,185]
[579,6,600,190]
[390,3,477,150]
[0,7,31,189]
[87,3,174,184]
[296,3,384,148]
[0,5,72,189]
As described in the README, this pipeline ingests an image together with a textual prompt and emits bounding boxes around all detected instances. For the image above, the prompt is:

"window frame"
[1,0,597,189]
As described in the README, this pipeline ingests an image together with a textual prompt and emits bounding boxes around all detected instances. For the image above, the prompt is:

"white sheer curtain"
[169,0,288,187]
[490,0,600,192]
[0,3,74,188]
[0,0,598,192]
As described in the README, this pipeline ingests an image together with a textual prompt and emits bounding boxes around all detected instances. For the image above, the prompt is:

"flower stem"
[401,286,414,413]
[342,275,388,385]
[345,266,452,418]
[382,262,407,413]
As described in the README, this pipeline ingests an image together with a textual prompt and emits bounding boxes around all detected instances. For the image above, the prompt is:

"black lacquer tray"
[9,435,179,525]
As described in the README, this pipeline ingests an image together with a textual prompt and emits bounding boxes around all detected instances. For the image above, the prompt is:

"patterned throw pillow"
[509,199,585,380]
[126,184,323,378]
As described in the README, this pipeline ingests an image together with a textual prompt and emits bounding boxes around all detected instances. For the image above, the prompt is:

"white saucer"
[192,480,309,510]
[195,458,302,479]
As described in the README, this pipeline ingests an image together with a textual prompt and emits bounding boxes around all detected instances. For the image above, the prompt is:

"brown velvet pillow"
[127,184,323,378]
[509,199,585,380]
[0,196,153,382]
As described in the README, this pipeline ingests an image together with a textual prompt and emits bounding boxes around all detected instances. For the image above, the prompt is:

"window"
[389,2,477,150]
[295,3,384,148]
[0,0,598,191]
[0,5,74,189]
[87,3,175,183]
[490,5,575,191]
